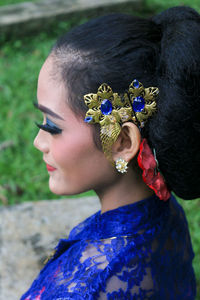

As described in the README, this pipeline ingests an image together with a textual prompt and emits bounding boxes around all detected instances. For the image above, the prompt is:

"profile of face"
[34,57,118,196]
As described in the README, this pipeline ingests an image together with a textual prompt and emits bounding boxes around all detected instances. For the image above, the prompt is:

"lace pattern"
[21,195,196,299]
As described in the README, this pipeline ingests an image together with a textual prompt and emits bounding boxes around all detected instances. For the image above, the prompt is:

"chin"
[48,177,64,195]
[49,185,62,195]
[48,178,78,196]
[48,176,91,196]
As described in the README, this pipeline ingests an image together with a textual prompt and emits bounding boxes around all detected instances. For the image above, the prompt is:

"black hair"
[51,6,200,200]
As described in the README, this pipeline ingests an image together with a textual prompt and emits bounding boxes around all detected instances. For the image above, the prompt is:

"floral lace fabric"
[21,195,196,299]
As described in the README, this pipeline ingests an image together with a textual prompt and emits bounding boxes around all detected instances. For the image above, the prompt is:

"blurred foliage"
[0,0,35,5]
[177,197,200,299]
[145,0,200,12]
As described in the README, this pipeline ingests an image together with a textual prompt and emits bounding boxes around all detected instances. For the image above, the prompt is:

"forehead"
[37,57,68,117]
[38,57,62,100]
[37,57,85,126]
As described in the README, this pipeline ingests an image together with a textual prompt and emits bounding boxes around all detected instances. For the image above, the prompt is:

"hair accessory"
[115,158,128,173]
[137,138,171,201]
[84,79,158,162]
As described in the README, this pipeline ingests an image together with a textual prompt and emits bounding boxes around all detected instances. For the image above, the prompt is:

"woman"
[21,6,199,299]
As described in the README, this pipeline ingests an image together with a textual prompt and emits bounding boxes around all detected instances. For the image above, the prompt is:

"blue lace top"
[21,195,196,299]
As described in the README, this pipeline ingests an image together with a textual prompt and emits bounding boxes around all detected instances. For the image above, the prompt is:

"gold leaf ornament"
[84,79,159,162]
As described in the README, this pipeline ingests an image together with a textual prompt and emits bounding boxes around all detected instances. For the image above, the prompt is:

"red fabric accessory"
[137,138,171,201]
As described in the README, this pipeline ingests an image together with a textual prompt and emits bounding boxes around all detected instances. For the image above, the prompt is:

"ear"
[112,122,141,162]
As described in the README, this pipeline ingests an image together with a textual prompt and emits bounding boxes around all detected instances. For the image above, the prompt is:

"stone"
[100,99,113,115]
[0,0,143,37]
[133,79,140,88]
[0,196,100,300]
[132,96,145,112]
[84,116,93,123]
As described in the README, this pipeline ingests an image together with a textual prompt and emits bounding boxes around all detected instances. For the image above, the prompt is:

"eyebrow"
[34,102,65,120]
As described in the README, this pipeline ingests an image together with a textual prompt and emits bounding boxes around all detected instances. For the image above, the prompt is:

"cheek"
[51,138,69,165]
[51,130,99,170]
[48,128,118,194]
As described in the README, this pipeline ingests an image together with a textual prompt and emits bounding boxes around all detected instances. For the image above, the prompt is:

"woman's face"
[34,57,117,195]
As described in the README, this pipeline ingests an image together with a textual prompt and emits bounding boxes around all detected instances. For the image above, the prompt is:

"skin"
[34,56,153,213]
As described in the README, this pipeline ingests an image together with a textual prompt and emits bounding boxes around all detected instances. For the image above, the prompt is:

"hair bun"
[153,6,200,28]
[147,6,200,199]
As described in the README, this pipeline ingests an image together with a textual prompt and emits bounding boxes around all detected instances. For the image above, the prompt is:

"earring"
[115,158,128,173]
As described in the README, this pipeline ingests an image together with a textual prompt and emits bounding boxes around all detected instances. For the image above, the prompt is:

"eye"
[35,117,62,135]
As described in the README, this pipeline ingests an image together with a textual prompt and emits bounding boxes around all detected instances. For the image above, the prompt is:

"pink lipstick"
[46,164,56,172]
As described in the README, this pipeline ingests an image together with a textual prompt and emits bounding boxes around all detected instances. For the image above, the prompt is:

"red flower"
[137,139,171,201]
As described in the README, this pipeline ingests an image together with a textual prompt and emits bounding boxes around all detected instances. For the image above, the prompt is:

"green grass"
[145,0,200,13]
[0,0,38,6]
[0,0,200,297]
[177,197,200,299]
[0,0,33,5]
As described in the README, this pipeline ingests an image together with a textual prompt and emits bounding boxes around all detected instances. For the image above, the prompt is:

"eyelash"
[36,117,62,135]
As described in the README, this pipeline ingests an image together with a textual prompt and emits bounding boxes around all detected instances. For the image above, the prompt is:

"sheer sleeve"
[54,236,157,299]
[77,231,195,299]
[32,236,156,299]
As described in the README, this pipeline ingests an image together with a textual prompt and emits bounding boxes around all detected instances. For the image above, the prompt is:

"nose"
[34,130,49,154]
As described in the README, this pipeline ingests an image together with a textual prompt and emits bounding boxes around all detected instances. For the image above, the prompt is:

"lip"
[45,163,57,172]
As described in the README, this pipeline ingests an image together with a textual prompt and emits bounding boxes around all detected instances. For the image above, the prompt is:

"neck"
[95,169,154,214]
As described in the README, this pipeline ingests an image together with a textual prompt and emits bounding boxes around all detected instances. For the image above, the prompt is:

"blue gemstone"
[84,116,93,123]
[133,79,140,88]
[100,99,113,115]
[132,96,145,112]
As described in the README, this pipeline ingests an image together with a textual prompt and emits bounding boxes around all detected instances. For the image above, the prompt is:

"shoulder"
[77,236,156,298]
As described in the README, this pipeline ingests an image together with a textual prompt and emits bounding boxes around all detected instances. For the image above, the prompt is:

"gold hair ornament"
[84,79,158,163]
